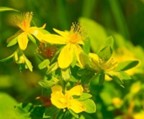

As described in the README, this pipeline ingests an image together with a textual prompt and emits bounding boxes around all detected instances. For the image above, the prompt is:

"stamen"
[15,12,33,31]
[71,22,81,33]
[68,23,83,44]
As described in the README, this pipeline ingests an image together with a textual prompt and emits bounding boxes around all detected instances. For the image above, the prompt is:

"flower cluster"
[1,12,139,117]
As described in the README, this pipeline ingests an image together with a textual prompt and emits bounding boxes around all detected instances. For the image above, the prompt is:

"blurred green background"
[0,0,144,119]
[1,0,144,45]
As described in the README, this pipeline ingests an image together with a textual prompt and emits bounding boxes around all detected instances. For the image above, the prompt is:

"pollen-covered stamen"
[16,12,33,31]
[70,23,81,33]
[68,23,83,44]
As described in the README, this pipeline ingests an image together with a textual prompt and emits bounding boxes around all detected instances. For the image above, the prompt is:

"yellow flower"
[7,12,47,50]
[89,53,118,81]
[45,23,84,69]
[89,53,117,72]
[50,85,86,113]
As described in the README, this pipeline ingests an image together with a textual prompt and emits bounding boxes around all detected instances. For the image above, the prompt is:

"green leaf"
[38,59,50,69]
[79,53,90,68]
[0,93,31,119]
[61,69,71,81]
[0,92,17,108]
[117,72,131,80]
[0,93,17,119]
[115,60,139,71]
[24,56,33,72]
[105,36,114,48]
[82,99,96,113]
[0,7,19,12]
[28,34,36,44]
[98,71,105,85]
[47,62,58,74]
[112,75,124,88]
[7,30,22,47]
[98,46,112,61]
[7,37,18,47]
[69,110,79,119]
[44,106,59,118]
[98,37,114,61]
[15,103,32,119]
[30,105,45,119]
[18,103,33,113]
[77,67,95,84]
[83,37,90,54]
[90,75,99,87]
[55,109,66,119]
[78,93,92,101]
[79,18,107,53]
[80,113,93,119]
[39,77,59,88]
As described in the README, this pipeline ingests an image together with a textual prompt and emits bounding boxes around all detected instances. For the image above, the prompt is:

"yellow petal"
[17,32,28,50]
[23,55,33,72]
[44,34,66,44]
[17,55,25,63]
[51,85,62,93]
[73,45,85,68]
[68,99,85,113]
[67,85,83,96]
[89,53,100,70]
[58,44,74,69]
[51,92,67,109]
[51,85,67,109]
[7,30,22,43]
[89,53,99,62]
[42,23,46,29]
[53,28,69,37]
[105,74,112,81]
[30,27,46,42]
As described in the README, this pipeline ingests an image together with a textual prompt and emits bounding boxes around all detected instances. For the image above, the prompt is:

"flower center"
[100,58,117,71]
[68,33,81,44]
[16,12,32,32]
[67,23,83,44]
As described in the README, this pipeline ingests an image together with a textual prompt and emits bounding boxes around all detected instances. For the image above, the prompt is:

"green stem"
[108,0,129,39]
